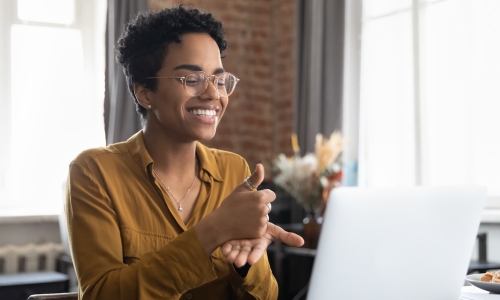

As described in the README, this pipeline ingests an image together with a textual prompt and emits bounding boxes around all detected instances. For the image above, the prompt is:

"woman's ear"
[134,84,152,110]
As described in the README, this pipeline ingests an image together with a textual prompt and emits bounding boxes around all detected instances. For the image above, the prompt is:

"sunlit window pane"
[359,0,500,198]
[423,0,500,196]
[359,12,416,187]
[469,1,500,196]
[422,1,469,186]
[17,0,75,24]
[363,0,411,18]
[8,24,104,212]
[1,0,106,215]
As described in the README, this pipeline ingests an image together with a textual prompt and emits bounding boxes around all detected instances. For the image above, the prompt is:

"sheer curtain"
[0,0,107,215]
[352,0,500,204]
[104,0,147,145]
[296,0,345,154]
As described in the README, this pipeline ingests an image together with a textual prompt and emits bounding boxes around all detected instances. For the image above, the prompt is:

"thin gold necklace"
[153,162,198,212]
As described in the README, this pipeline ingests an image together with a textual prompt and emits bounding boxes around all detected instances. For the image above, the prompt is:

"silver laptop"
[307,186,486,300]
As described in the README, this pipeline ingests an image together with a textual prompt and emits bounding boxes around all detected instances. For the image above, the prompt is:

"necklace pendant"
[178,204,183,212]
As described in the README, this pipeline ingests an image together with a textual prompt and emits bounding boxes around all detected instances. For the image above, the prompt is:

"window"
[0,0,107,215]
[353,0,500,205]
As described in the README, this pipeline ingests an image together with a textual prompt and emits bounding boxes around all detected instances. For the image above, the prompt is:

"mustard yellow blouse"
[66,131,278,300]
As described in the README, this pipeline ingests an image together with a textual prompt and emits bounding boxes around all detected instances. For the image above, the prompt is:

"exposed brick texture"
[149,0,296,180]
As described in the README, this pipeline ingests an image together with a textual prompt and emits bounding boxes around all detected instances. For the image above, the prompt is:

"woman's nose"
[198,78,220,100]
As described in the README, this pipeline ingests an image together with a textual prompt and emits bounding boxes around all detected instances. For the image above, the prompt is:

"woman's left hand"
[221,222,304,267]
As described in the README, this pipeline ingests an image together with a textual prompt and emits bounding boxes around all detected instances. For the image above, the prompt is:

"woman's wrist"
[194,212,227,256]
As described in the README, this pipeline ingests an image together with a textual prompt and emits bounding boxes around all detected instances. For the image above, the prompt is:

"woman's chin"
[195,129,218,142]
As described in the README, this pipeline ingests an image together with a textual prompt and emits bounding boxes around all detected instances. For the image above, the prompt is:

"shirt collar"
[195,141,223,182]
[125,130,222,182]
[126,131,153,177]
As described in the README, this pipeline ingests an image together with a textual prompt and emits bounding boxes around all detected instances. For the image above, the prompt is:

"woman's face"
[146,33,228,142]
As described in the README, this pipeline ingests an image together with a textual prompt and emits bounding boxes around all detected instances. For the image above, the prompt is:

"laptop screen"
[307,186,486,300]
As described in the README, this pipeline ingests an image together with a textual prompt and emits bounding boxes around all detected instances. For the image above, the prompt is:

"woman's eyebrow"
[174,64,225,74]
[174,64,201,71]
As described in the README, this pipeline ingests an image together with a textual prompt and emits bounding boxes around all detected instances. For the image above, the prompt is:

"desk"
[461,286,500,299]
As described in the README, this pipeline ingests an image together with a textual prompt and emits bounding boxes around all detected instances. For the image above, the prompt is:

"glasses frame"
[147,71,240,97]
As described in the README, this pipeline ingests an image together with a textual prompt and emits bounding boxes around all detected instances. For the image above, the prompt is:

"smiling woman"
[0,0,107,216]
[65,6,303,300]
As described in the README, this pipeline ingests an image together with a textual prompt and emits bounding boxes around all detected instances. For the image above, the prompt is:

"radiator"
[0,242,64,274]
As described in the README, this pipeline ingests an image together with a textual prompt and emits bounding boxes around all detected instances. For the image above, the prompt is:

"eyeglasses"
[147,71,240,97]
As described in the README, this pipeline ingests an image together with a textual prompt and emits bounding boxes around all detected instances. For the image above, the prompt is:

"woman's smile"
[187,107,219,125]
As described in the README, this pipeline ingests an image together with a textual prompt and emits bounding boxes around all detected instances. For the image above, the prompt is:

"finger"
[221,243,233,256]
[247,240,271,265]
[237,163,265,192]
[226,248,241,264]
[267,223,305,247]
[234,245,252,267]
[249,163,265,188]
[221,242,242,263]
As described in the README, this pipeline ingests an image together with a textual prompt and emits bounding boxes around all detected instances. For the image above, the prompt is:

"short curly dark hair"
[115,5,227,119]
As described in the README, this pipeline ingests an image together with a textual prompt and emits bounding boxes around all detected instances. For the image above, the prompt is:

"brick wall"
[149,0,296,180]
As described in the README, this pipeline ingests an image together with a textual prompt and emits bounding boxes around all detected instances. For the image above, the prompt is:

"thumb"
[238,163,265,192]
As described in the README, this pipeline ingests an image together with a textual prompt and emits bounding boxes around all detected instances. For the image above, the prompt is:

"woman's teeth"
[189,109,216,117]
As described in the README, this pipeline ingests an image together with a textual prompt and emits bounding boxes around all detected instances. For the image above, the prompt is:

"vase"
[302,213,323,249]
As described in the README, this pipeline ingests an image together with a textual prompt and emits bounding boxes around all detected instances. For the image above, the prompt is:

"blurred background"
[0,0,499,299]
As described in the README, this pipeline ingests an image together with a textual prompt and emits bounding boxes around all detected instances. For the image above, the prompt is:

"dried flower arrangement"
[273,131,344,215]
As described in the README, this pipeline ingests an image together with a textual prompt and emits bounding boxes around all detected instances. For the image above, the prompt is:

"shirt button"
[186,293,193,299]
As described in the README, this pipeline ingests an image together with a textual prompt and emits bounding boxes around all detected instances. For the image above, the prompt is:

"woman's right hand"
[195,163,303,257]
[214,163,272,241]
[195,164,272,255]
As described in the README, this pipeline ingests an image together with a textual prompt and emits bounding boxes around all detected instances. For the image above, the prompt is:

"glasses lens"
[184,72,206,96]
[217,73,239,96]
[183,72,239,97]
